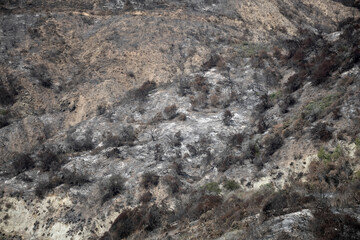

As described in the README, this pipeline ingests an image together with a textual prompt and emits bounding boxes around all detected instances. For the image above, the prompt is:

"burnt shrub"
[103,205,162,239]
[67,129,94,152]
[291,48,306,66]
[104,126,136,148]
[163,104,178,120]
[139,191,153,204]
[0,86,15,105]
[190,93,208,109]
[243,141,260,159]
[285,71,307,93]
[101,175,126,204]
[263,133,283,156]
[38,151,64,172]
[217,154,244,172]
[255,94,272,114]
[229,133,244,147]
[272,46,282,59]
[222,110,233,126]
[191,76,207,92]
[311,58,338,85]
[262,191,288,216]
[0,115,9,129]
[169,162,184,176]
[311,122,333,141]
[31,64,52,88]
[264,68,281,87]
[178,113,187,121]
[12,153,34,175]
[104,208,142,239]
[96,105,106,115]
[134,80,156,100]
[61,169,90,187]
[104,134,123,148]
[312,208,360,240]
[262,189,315,218]
[35,176,62,199]
[141,172,159,189]
[178,78,192,96]
[188,194,222,221]
[278,94,296,114]
[210,94,221,107]
[201,54,225,71]
[162,175,181,194]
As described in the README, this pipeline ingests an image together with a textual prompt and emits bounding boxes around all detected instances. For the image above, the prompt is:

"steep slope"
[0,1,360,239]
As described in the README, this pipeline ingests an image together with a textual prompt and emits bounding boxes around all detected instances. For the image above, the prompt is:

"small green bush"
[317,145,343,163]
[355,138,360,156]
[302,94,340,122]
[203,182,221,195]
[223,180,240,191]
[318,147,332,162]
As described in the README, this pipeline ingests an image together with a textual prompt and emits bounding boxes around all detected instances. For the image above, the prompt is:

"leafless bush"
[12,153,34,175]
[38,150,64,172]
[163,104,178,120]
[222,110,233,126]
[162,175,181,194]
[0,86,15,105]
[311,122,333,141]
[67,129,94,152]
[262,133,283,156]
[133,80,156,100]
[178,113,187,121]
[101,205,162,239]
[139,192,153,204]
[202,54,225,71]
[101,175,126,204]
[217,154,244,172]
[141,172,159,189]
[229,133,244,147]
[0,115,10,128]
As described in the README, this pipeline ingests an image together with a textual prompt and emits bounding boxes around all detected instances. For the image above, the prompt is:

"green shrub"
[302,94,340,122]
[223,180,240,191]
[233,42,270,58]
[203,182,221,195]
[355,138,360,156]
[317,145,343,163]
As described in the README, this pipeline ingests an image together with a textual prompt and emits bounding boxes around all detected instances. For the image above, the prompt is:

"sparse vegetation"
[302,94,340,122]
